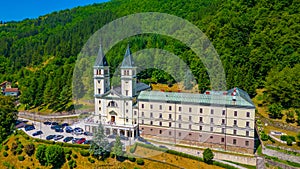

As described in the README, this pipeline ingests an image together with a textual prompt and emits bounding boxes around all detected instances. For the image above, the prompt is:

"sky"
[0,0,109,22]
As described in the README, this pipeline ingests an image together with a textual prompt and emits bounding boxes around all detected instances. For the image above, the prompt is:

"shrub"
[25,143,35,156]
[88,157,95,163]
[287,139,293,146]
[260,132,269,141]
[36,144,47,166]
[66,154,71,161]
[80,150,90,157]
[128,155,136,162]
[16,146,23,155]
[18,155,25,161]
[136,159,144,165]
[203,148,214,164]
[3,151,8,157]
[4,145,9,151]
[72,153,78,159]
[68,159,77,169]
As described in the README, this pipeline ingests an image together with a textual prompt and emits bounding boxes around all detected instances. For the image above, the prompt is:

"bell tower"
[121,44,136,97]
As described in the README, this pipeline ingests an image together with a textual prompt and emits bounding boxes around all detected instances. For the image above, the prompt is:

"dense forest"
[0,0,299,112]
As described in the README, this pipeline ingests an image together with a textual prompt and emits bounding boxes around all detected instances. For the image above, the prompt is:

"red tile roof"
[4,88,19,92]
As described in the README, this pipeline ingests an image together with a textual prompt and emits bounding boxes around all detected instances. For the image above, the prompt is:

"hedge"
[3,151,8,157]
[280,135,296,142]
[128,155,136,162]
[18,155,25,161]
[88,157,95,163]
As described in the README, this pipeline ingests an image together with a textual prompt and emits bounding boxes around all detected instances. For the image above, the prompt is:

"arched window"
[108,101,118,107]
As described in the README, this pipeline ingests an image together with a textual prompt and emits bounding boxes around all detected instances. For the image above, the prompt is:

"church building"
[86,44,256,154]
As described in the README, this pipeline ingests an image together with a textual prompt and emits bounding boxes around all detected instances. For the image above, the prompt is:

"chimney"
[232,88,237,103]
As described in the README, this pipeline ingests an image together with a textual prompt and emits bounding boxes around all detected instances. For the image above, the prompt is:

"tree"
[112,135,123,159]
[183,71,193,90]
[0,96,18,143]
[286,110,295,123]
[36,144,47,166]
[45,145,65,168]
[203,148,214,164]
[90,123,110,160]
[268,103,283,119]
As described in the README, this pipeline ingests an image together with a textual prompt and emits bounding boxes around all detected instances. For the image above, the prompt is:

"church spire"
[121,44,134,68]
[94,43,108,67]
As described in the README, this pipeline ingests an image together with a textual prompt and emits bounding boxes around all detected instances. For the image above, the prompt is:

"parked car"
[159,145,168,149]
[51,125,62,130]
[25,125,35,131]
[61,123,69,127]
[32,130,43,136]
[137,137,146,142]
[46,135,56,140]
[74,128,83,135]
[53,135,64,141]
[83,131,93,136]
[51,122,58,126]
[55,128,63,132]
[76,138,86,144]
[72,138,80,144]
[83,140,91,144]
[63,137,74,142]
[43,121,51,125]
[65,126,73,133]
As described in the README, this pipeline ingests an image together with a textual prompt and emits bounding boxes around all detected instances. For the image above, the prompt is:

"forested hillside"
[0,0,299,112]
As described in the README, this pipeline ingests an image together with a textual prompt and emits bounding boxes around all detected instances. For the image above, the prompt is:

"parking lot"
[19,118,136,148]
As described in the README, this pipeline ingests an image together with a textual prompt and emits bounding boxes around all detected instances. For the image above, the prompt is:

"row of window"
[141,104,251,117]
[143,128,250,146]
[141,120,251,136]
[95,69,109,75]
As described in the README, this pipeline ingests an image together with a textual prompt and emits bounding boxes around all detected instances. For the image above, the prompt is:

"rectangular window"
[159,113,162,118]
[199,117,203,122]
[169,122,172,127]
[189,107,192,112]
[211,109,214,114]
[222,119,225,125]
[159,122,162,126]
[142,112,144,117]
[179,107,182,111]
[189,124,192,130]
[210,118,213,123]
[150,121,153,125]
[245,141,249,146]
[247,112,250,117]
[179,132,181,137]
[169,131,172,135]
[134,111,137,116]
[233,139,236,145]
[221,138,225,142]
[99,107,101,111]
[169,106,172,111]
[141,104,144,108]
[200,108,203,113]
[142,120,144,124]
[159,105,162,110]
[199,126,202,131]
[210,127,213,132]
[125,90,128,96]
[233,130,237,135]
[150,105,153,109]
[98,88,101,94]
[189,116,192,121]
[234,111,237,116]
[234,120,237,126]
[246,131,249,136]
[169,114,172,119]
[222,110,226,115]
[179,115,182,120]
[159,130,162,134]
[99,100,101,104]
[179,124,181,128]
[98,80,100,84]
[246,121,250,127]
[222,128,225,133]
[150,112,153,118]
[126,109,128,113]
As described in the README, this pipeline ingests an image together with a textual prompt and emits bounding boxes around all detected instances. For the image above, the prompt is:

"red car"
[76,138,86,144]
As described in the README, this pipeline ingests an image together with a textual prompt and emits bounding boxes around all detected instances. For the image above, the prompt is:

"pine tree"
[112,135,123,160]
[90,123,110,160]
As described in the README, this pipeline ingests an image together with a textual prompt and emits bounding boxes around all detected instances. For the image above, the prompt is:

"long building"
[85,44,256,154]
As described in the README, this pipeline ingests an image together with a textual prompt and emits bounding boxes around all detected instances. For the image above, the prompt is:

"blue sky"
[0,0,109,22]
